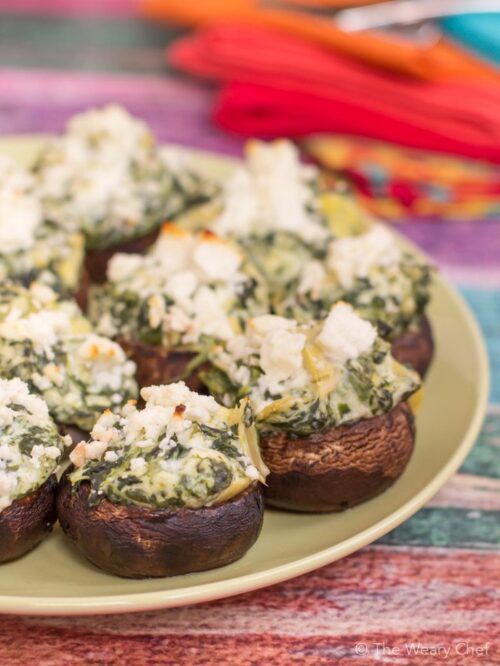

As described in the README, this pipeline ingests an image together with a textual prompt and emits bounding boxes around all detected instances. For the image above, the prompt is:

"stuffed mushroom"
[0,378,69,563]
[33,105,216,282]
[88,224,269,391]
[175,139,333,291]
[202,303,421,512]
[0,281,138,435]
[0,155,85,299]
[277,222,433,376]
[176,139,433,376]
[57,381,268,578]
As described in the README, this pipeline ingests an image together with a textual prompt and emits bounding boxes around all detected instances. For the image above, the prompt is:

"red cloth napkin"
[170,26,500,162]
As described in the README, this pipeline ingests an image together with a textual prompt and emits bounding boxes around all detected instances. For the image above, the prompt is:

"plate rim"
[0,137,490,615]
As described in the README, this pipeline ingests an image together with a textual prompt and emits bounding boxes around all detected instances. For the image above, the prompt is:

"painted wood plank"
[460,289,500,403]
[0,69,244,156]
[0,15,181,73]
[427,473,500,511]
[378,507,500,549]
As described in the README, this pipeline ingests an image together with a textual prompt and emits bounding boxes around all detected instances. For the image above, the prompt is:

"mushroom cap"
[118,338,208,393]
[261,402,415,513]
[57,475,264,578]
[391,316,434,378]
[73,264,90,312]
[0,474,58,563]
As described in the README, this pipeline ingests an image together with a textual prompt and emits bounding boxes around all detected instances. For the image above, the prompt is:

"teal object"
[440,13,500,65]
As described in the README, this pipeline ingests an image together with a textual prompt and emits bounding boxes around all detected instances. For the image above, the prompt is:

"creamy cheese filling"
[34,105,215,250]
[0,156,43,255]
[326,224,402,290]
[69,382,268,509]
[0,282,138,431]
[278,223,432,338]
[0,378,69,511]
[211,140,328,245]
[0,155,85,293]
[204,303,420,436]
[90,225,268,349]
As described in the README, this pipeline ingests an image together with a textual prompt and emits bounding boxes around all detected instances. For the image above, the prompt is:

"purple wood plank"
[0,68,244,155]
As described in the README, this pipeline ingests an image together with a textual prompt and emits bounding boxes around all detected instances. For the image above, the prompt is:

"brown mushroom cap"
[84,226,161,284]
[74,264,90,313]
[57,476,264,578]
[391,316,434,377]
[0,475,58,563]
[261,402,415,513]
[118,338,208,393]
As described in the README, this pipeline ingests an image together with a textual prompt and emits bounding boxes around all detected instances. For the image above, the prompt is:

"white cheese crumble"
[0,156,43,254]
[0,310,72,359]
[259,328,307,384]
[327,224,401,289]
[297,260,327,298]
[0,379,63,511]
[101,225,257,346]
[212,140,327,244]
[150,225,243,283]
[75,334,136,392]
[317,302,377,365]
[0,378,49,423]
[130,457,147,475]
[220,315,311,398]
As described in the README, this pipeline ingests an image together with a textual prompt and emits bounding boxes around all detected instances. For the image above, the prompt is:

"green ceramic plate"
[0,137,489,616]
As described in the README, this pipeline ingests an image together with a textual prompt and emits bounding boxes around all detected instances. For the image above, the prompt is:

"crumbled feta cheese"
[245,465,260,480]
[260,328,306,383]
[102,226,253,347]
[130,457,147,475]
[76,334,135,392]
[297,260,327,297]
[0,378,49,421]
[0,156,42,254]
[29,282,58,306]
[212,140,326,244]
[249,314,296,338]
[141,382,219,421]
[0,379,62,510]
[151,224,194,273]
[317,302,377,365]
[192,233,242,281]
[44,446,62,460]
[85,440,108,460]
[107,253,146,283]
[147,294,166,329]
[104,450,118,463]
[30,444,47,461]
[164,271,197,303]
[188,286,236,342]
[43,363,65,387]
[67,105,152,159]
[327,224,401,289]
[0,310,72,357]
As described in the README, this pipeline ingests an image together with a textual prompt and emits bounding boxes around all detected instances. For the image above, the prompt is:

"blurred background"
[1,0,499,223]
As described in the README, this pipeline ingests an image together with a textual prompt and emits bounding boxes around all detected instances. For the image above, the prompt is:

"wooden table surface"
[0,3,498,664]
